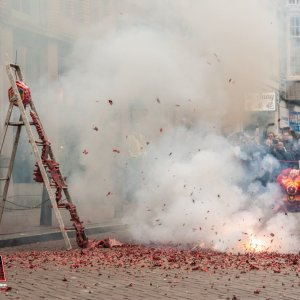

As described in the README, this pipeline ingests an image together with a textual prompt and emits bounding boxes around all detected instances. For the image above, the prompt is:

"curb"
[0,223,127,248]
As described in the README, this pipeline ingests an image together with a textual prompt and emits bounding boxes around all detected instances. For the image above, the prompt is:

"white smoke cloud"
[16,0,298,252]
[123,125,299,253]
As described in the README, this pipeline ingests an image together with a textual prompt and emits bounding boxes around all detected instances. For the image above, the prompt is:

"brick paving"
[1,235,300,300]
[2,262,300,300]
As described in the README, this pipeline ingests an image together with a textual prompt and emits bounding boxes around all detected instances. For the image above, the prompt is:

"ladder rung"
[6,121,34,126]
[0,177,9,180]
[65,227,75,231]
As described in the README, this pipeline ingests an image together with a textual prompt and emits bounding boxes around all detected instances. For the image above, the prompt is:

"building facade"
[278,0,300,132]
[2,0,300,207]
[0,0,104,209]
[244,0,300,136]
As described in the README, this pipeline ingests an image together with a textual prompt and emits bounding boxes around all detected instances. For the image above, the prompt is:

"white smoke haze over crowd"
[24,0,299,252]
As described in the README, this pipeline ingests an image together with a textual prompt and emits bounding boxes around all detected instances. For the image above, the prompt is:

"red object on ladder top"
[8,81,31,107]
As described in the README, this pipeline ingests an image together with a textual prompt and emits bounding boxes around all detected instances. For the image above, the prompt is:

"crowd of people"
[229,128,300,186]
[263,130,300,168]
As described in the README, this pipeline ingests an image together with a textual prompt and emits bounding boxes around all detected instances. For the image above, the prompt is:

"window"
[61,0,82,21]
[12,0,32,15]
[288,0,300,5]
[289,16,300,76]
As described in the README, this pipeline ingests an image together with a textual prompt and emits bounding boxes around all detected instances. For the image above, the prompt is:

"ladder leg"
[0,103,14,156]
[0,115,22,223]
[6,65,72,250]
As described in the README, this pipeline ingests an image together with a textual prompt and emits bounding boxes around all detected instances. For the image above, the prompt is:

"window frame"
[287,14,300,79]
[287,0,300,5]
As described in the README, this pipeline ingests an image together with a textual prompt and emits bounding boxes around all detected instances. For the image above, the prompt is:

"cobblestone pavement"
[2,263,300,300]
[1,235,300,300]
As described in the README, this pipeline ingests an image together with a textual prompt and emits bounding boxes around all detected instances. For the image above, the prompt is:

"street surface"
[0,233,300,300]
[2,264,300,300]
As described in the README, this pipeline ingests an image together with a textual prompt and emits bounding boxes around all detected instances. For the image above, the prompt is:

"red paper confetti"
[82,149,88,155]
[108,99,113,105]
[4,244,300,275]
[0,286,12,292]
[88,238,123,248]
[160,128,163,133]
[113,149,120,154]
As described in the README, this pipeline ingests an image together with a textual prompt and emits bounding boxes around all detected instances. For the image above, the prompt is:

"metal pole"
[40,185,52,226]
[0,115,22,223]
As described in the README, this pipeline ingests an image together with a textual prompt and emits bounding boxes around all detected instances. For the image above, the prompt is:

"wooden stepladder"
[0,64,88,250]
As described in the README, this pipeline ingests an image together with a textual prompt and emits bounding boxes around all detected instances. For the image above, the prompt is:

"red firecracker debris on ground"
[0,286,12,293]
[113,149,120,154]
[88,238,123,249]
[4,244,300,274]
[82,149,88,155]
[108,99,113,105]
[160,128,163,133]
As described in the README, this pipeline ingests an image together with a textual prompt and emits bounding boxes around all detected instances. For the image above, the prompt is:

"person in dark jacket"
[271,141,297,177]
[282,131,295,152]
[292,138,300,164]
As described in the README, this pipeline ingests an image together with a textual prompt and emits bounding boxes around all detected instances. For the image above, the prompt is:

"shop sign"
[244,92,277,111]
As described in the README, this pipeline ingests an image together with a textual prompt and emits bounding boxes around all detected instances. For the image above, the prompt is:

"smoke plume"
[5,0,298,252]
